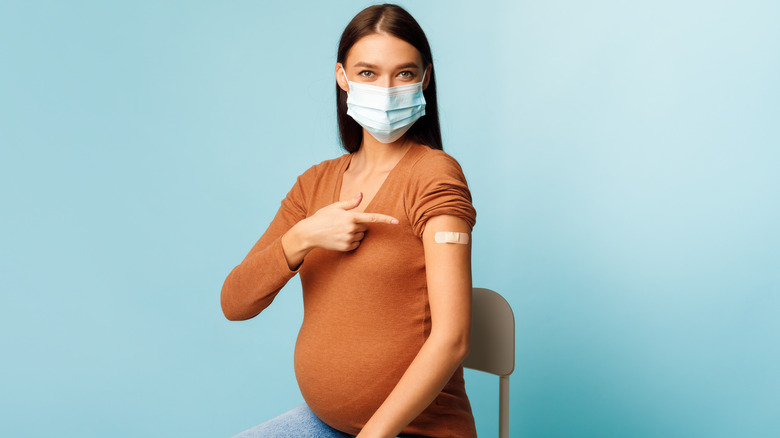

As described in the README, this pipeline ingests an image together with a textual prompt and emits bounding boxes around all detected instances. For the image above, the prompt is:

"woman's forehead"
[346,33,423,69]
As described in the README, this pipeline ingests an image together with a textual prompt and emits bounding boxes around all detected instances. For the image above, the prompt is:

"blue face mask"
[342,68,427,143]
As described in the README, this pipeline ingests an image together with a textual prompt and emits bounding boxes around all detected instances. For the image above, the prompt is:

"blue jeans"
[231,403,356,438]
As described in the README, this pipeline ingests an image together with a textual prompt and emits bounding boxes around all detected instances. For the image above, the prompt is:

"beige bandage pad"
[434,231,470,244]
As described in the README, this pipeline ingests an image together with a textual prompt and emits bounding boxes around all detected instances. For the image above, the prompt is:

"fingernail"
[391,219,399,224]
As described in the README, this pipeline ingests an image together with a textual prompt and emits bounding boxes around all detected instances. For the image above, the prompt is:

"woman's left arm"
[358,214,473,438]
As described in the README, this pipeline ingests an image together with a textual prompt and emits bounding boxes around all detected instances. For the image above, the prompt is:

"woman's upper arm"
[421,214,473,356]
[220,169,311,320]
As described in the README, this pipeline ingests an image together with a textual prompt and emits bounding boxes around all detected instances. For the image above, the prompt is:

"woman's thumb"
[336,192,362,210]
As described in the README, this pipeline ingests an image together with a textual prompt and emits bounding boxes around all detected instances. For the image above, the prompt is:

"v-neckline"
[333,144,417,214]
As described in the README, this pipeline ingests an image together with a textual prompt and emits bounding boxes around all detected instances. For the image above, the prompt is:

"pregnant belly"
[293,313,425,432]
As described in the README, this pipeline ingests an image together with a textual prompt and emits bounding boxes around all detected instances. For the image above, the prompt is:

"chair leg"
[499,375,509,438]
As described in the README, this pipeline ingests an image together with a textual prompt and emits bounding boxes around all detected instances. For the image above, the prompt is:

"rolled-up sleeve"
[406,151,476,238]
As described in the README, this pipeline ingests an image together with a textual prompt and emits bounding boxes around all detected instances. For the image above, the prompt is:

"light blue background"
[1,1,778,437]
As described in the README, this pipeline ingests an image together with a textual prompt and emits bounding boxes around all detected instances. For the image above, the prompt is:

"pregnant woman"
[222,4,478,437]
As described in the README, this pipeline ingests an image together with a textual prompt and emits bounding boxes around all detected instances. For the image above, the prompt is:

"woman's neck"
[350,133,412,174]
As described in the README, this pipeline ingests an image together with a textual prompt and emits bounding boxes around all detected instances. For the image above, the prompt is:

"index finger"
[352,212,400,225]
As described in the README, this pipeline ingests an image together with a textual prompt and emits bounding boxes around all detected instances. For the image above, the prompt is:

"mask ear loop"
[341,65,350,93]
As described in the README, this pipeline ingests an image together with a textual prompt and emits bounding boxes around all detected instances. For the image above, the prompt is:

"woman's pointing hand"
[281,193,399,269]
[307,192,399,251]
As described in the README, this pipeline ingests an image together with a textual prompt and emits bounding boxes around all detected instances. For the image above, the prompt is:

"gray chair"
[463,288,516,438]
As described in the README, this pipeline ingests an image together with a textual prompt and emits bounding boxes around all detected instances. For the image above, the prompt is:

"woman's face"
[337,32,431,91]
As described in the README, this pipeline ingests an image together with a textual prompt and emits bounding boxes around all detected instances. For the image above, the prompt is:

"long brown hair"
[336,4,442,153]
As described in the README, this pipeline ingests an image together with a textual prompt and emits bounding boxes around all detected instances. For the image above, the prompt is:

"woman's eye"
[399,71,414,78]
[359,70,374,77]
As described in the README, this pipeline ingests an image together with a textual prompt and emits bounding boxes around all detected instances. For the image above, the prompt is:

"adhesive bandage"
[434,231,470,244]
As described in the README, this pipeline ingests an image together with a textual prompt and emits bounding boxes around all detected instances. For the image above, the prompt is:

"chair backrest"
[463,287,515,438]
[463,287,515,376]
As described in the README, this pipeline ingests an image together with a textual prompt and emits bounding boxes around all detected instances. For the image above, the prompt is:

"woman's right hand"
[281,192,399,269]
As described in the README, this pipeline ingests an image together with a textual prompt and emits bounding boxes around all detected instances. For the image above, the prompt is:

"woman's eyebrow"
[353,62,379,69]
[352,62,419,70]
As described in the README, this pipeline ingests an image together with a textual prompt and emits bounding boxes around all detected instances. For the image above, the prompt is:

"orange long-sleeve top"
[221,144,478,437]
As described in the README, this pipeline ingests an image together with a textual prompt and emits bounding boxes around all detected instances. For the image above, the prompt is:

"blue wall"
[1,1,778,437]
